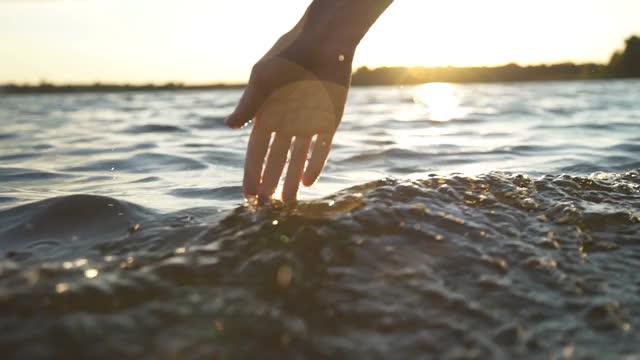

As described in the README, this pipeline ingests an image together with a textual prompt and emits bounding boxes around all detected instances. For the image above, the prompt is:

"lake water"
[1,80,639,358]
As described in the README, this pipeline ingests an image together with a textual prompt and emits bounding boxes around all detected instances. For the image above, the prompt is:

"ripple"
[191,116,227,129]
[339,148,425,164]
[0,194,154,247]
[0,167,72,182]
[535,121,640,131]
[609,143,640,153]
[124,124,187,134]
[0,152,40,162]
[2,81,640,358]
[561,159,640,174]
[170,186,242,200]
[65,153,207,173]
[62,142,156,156]
[0,196,19,204]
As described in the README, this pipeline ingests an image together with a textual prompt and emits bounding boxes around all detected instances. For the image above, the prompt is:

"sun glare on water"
[413,83,466,122]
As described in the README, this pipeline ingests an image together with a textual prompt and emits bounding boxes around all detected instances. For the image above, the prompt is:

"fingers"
[225,83,263,129]
[303,134,333,187]
[243,126,271,197]
[245,132,331,202]
[282,136,311,203]
[258,133,292,201]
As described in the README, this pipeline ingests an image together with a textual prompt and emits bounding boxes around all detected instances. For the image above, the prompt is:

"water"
[0,80,639,359]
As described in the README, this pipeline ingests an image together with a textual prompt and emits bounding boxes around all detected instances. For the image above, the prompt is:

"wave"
[533,121,640,131]
[0,170,638,358]
[64,152,207,173]
[0,167,73,183]
[0,195,154,259]
[62,142,156,156]
[191,116,228,129]
[170,186,243,201]
[124,124,188,134]
[337,147,523,165]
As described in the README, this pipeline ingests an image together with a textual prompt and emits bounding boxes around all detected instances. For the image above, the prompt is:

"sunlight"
[413,83,465,122]
[2,0,638,83]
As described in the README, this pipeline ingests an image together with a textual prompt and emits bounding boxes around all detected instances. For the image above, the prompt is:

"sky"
[0,0,639,84]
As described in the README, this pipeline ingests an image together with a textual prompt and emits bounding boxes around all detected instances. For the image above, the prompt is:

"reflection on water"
[413,82,467,122]
[0,171,639,359]
[1,80,639,210]
[1,80,640,358]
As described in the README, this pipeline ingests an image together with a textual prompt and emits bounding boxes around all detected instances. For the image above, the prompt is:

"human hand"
[225,39,352,203]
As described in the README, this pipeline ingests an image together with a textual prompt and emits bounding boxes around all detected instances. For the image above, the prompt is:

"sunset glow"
[0,0,638,84]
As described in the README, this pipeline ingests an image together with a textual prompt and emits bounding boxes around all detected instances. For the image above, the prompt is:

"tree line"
[2,36,638,94]
[352,35,640,85]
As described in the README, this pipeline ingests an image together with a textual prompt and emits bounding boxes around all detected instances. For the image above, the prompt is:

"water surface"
[0,80,639,359]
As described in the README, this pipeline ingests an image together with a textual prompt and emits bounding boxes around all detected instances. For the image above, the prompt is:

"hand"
[225,38,353,203]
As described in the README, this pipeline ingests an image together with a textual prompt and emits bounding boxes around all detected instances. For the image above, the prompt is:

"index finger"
[243,125,271,197]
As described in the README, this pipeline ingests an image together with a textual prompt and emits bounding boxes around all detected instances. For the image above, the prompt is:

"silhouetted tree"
[609,35,640,78]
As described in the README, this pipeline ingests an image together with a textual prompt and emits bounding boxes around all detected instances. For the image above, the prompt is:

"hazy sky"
[1,0,638,84]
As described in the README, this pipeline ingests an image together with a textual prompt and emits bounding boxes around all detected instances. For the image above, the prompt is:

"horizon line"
[0,59,616,87]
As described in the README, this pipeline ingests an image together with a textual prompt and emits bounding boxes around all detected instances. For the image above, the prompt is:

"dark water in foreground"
[1,80,639,359]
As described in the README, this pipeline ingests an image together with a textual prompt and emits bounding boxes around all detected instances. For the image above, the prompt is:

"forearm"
[271,0,392,61]
[301,0,393,51]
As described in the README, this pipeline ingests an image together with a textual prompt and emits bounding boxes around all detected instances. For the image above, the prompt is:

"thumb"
[225,82,263,129]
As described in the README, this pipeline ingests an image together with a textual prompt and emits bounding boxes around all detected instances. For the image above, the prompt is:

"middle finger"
[258,133,292,201]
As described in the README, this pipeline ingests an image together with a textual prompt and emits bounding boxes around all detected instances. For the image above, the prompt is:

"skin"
[225,0,393,203]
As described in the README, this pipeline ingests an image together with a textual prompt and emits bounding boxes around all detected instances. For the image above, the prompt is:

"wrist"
[300,0,392,48]
[287,32,356,65]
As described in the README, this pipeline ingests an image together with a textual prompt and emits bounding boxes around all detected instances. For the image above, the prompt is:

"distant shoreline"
[1,72,637,96]
[0,83,247,95]
[2,35,638,95]
[1,66,637,96]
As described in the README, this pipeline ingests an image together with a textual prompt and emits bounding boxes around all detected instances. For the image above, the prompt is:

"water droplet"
[84,269,99,279]
[128,224,141,234]
[74,259,87,267]
[55,283,70,294]
[276,265,293,288]
[214,320,224,333]
[121,256,135,268]
[272,220,279,226]
[526,257,557,269]
[175,247,187,254]
[338,54,345,62]
[281,333,292,346]
[24,270,39,286]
